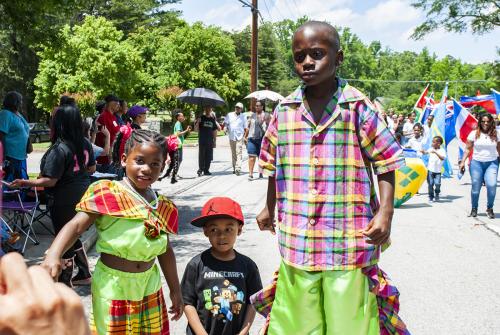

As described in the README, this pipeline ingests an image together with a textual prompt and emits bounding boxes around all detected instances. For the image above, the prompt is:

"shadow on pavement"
[398,203,433,209]
[170,236,209,263]
[436,195,463,203]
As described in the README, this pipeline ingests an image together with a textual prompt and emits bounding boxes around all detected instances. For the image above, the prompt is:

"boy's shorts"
[267,261,380,335]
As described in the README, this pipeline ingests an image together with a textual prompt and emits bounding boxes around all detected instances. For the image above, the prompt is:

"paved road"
[30,138,500,334]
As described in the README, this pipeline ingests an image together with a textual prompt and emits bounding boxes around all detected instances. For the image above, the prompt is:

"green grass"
[32,142,51,150]
[183,131,225,145]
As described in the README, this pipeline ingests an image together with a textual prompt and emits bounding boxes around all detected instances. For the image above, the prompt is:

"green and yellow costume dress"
[75,180,178,335]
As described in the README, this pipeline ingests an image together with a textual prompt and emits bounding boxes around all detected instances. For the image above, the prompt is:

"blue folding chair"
[0,187,40,254]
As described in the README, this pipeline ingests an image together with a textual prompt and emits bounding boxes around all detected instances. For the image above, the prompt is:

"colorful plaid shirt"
[259,79,405,271]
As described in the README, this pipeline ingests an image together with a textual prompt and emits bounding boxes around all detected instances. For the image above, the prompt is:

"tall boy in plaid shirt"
[256,21,410,334]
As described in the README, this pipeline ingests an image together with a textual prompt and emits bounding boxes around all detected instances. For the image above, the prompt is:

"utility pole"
[237,0,259,110]
[251,0,258,99]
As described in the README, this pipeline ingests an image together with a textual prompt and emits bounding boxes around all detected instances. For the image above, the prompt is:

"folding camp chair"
[0,187,40,254]
[32,187,55,236]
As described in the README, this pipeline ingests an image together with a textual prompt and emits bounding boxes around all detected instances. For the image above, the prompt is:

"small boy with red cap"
[181,197,263,335]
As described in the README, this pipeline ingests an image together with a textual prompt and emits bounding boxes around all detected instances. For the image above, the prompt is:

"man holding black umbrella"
[194,106,218,176]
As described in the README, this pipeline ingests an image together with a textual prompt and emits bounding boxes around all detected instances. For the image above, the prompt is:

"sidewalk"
[22,136,244,264]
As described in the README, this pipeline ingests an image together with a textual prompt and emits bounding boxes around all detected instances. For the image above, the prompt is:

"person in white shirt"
[224,102,248,175]
[402,112,416,145]
[405,123,424,157]
[459,112,500,218]
[422,136,446,202]
[422,114,434,142]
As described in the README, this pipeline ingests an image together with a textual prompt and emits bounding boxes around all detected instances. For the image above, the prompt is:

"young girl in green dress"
[42,129,183,334]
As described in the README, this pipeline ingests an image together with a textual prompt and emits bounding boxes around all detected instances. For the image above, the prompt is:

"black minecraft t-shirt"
[181,249,263,335]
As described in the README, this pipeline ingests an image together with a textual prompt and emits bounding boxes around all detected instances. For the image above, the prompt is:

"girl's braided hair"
[123,129,167,159]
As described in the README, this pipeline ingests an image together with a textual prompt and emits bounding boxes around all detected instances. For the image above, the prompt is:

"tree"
[273,16,309,78]
[0,0,94,119]
[231,26,251,65]
[154,23,244,111]
[34,16,143,116]
[411,0,500,39]
[127,24,186,110]
[0,0,182,120]
[83,0,182,36]
[257,23,286,91]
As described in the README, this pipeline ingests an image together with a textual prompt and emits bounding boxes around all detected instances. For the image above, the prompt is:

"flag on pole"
[492,89,500,114]
[418,92,435,124]
[413,84,429,121]
[452,100,478,150]
[444,101,456,146]
[423,83,453,177]
[460,94,496,114]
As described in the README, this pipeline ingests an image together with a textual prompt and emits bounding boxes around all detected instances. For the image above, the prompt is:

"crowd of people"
[0,19,498,335]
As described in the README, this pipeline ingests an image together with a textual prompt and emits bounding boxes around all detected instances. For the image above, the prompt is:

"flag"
[423,83,453,177]
[459,94,496,114]
[492,89,500,114]
[444,101,456,146]
[452,100,477,150]
[418,93,435,124]
[413,84,429,121]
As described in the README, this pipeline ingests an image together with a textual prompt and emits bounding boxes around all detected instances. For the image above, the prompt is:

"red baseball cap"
[190,197,244,227]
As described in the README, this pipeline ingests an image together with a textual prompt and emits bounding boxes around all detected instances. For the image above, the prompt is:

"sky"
[165,0,499,64]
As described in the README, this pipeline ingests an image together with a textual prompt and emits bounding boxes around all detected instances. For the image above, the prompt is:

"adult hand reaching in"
[0,253,90,335]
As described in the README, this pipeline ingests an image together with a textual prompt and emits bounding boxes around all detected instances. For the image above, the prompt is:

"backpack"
[166,135,179,153]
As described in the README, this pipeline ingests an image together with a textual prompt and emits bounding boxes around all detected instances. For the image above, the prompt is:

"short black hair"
[2,91,22,112]
[104,94,119,103]
[433,136,443,144]
[59,95,76,107]
[95,100,106,114]
[293,21,341,51]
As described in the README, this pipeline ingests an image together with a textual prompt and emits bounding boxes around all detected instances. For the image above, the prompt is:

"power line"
[344,79,487,83]
[236,0,264,23]
[283,0,298,19]
[262,0,273,21]
[270,0,286,20]
[291,0,301,15]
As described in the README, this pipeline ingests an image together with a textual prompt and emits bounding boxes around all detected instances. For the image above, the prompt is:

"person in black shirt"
[182,197,263,335]
[194,107,218,176]
[10,105,96,287]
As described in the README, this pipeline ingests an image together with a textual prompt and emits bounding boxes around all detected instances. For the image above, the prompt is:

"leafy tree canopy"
[411,0,500,39]
[34,16,143,116]
[154,23,245,108]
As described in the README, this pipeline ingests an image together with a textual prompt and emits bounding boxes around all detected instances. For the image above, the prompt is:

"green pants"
[267,261,380,335]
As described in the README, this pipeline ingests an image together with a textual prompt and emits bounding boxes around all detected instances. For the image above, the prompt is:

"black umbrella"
[176,88,225,107]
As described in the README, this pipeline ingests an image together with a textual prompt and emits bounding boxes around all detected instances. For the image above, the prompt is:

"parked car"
[29,123,50,143]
